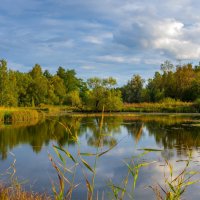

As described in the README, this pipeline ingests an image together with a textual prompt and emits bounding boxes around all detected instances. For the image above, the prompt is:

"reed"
[151,151,199,200]
[0,184,51,200]
[0,107,42,125]
[123,101,196,113]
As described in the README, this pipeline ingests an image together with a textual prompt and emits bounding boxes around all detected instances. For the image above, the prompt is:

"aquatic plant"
[151,151,199,200]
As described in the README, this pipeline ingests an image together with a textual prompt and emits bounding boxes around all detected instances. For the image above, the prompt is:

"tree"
[57,67,80,93]
[0,60,18,106]
[146,72,165,102]
[50,75,66,105]
[160,60,174,73]
[87,77,123,111]
[122,75,144,103]
[65,90,82,107]
[0,60,9,105]
[174,63,195,101]
[28,64,48,106]
[43,70,52,79]
[15,72,32,106]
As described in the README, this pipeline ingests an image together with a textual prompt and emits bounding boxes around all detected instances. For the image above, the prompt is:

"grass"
[151,152,199,200]
[122,102,197,113]
[108,151,156,199]
[36,105,75,116]
[0,184,50,200]
[38,101,198,114]
[0,107,44,126]
[0,154,51,200]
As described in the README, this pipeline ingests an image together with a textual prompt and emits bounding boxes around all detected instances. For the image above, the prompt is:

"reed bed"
[122,102,196,113]
[0,184,51,200]
[0,107,42,125]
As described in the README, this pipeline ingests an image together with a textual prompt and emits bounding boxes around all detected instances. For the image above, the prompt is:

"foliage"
[194,98,200,112]
[121,61,200,104]
[122,101,195,113]
[151,152,199,200]
[0,59,200,112]
[109,151,155,199]
[87,77,123,111]
[121,74,144,103]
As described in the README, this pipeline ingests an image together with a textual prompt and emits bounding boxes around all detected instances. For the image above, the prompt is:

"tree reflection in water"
[0,115,199,161]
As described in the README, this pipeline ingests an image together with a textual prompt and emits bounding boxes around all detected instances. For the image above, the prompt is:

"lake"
[0,114,200,199]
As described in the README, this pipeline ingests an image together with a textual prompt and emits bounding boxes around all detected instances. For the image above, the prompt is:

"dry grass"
[0,107,42,125]
[0,184,51,200]
[123,102,195,113]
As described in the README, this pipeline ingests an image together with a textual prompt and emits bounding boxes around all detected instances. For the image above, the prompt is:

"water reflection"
[0,115,199,160]
[0,114,200,199]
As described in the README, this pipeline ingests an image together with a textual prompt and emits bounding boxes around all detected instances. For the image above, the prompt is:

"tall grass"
[151,151,199,200]
[123,101,196,113]
[0,153,51,200]
[0,107,43,126]
[108,151,156,199]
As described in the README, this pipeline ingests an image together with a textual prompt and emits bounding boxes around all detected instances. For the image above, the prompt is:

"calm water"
[0,114,200,199]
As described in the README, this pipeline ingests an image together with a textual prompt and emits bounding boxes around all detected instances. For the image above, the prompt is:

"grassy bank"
[122,102,198,113]
[0,184,50,200]
[37,102,200,115]
[0,101,199,126]
[0,107,44,126]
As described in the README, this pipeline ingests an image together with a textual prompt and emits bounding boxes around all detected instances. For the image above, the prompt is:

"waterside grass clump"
[0,107,43,126]
[39,101,199,114]
[36,105,74,116]
[0,184,50,200]
[122,101,197,113]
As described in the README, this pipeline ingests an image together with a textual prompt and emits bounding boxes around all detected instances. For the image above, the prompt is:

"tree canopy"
[0,59,200,110]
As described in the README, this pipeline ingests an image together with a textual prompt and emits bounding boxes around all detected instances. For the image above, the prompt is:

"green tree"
[57,67,80,93]
[28,64,48,106]
[15,72,32,106]
[50,75,66,104]
[65,90,82,107]
[174,63,195,101]
[43,69,52,79]
[87,77,123,111]
[160,60,174,73]
[146,72,165,102]
[0,60,18,106]
[122,75,144,103]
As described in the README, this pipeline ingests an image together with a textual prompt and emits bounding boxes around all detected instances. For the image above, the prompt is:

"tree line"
[0,59,200,111]
[121,60,200,103]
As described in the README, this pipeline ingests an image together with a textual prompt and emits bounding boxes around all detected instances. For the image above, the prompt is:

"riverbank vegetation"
[0,184,50,200]
[0,107,42,126]
[0,59,200,112]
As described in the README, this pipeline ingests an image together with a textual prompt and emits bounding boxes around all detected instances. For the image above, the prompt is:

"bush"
[194,98,200,112]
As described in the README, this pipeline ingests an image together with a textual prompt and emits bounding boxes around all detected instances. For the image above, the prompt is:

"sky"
[1,0,200,85]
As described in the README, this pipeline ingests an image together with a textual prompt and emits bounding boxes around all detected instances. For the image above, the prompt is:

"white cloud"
[83,32,113,45]
[2,0,200,82]
[97,55,141,64]
[81,66,96,70]
[83,36,103,44]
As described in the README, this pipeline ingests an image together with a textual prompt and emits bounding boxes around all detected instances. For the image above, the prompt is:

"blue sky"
[1,0,200,85]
